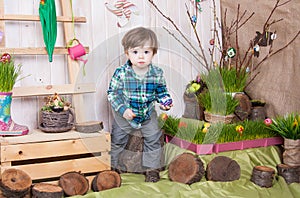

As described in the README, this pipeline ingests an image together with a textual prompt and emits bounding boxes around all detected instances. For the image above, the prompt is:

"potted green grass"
[219,67,248,93]
[268,113,300,166]
[0,53,29,135]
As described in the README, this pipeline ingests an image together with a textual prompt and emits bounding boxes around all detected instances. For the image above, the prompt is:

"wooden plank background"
[1,0,220,132]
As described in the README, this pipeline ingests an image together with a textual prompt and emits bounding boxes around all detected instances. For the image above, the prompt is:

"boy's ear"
[125,51,129,58]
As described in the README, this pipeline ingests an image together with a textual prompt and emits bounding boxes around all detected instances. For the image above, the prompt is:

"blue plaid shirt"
[107,60,171,124]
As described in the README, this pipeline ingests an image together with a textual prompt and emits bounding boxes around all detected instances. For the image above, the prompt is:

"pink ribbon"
[105,0,139,27]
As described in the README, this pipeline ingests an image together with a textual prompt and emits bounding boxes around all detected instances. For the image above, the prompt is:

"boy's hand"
[159,103,173,111]
[123,109,136,120]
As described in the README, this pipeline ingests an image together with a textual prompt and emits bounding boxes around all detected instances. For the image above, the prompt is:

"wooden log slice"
[250,166,275,188]
[75,121,103,133]
[32,183,63,198]
[206,156,240,182]
[0,168,32,198]
[91,170,121,192]
[277,164,300,184]
[168,153,205,185]
[59,171,89,196]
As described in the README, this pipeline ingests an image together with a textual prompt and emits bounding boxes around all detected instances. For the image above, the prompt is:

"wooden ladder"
[0,0,94,122]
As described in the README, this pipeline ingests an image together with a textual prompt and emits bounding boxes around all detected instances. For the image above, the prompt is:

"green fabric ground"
[71,144,300,198]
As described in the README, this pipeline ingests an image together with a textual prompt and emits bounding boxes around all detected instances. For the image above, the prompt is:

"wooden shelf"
[12,83,96,98]
[0,46,89,55]
[0,14,86,23]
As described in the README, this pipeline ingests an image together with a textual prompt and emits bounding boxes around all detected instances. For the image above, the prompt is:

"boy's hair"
[122,27,158,55]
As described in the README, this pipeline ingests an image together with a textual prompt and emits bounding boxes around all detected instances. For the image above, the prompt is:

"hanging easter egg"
[209,39,215,45]
[0,53,11,63]
[191,15,197,24]
[271,33,277,40]
[227,47,236,58]
[253,44,260,57]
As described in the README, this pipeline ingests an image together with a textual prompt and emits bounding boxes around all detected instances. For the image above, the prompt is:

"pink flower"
[264,118,272,126]
[178,121,187,128]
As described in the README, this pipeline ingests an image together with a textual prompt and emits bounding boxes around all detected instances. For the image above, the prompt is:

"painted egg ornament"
[161,96,172,106]
[227,47,236,58]
[271,33,277,40]
[0,53,11,63]
[209,39,215,45]
[191,15,197,24]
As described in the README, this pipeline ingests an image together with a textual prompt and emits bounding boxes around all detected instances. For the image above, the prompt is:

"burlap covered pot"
[283,138,300,167]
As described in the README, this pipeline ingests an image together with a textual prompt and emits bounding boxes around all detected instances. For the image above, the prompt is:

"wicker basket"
[39,109,75,132]
[204,111,235,124]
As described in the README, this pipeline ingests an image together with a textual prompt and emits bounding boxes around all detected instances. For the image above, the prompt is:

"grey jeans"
[110,110,162,170]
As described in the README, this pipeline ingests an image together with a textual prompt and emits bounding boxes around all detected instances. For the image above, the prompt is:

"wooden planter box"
[0,130,111,184]
[165,135,214,155]
[165,134,283,154]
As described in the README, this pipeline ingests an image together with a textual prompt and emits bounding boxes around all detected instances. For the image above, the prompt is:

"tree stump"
[59,171,89,196]
[206,156,240,182]
[91,170,121,192]
[182,93,204,120]
[0,168,32,198]
[117,130,165,173]
[234,93,252,121]
[32,183,63,198]
[277,164,300,184]
[250,166,275,188]
[168,153,205,185]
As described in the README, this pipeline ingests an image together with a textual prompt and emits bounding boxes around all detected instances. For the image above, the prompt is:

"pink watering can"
[67,39,88,64]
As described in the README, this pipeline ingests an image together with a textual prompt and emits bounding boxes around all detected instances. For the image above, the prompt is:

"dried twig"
[148,0,211,70]
[163,26,203,64]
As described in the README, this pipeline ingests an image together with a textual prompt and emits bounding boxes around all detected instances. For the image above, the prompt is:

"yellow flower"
[202,127,208,133]
[204,122,211,128]
[235,125,244,135]
[292,118,298,128]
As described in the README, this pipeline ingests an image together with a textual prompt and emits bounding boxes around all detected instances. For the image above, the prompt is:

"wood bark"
[75,121,103,133]
[234,93,252,121]
[117,130,165,173]
[59,171,89,196]
[168,153,205,185]
[0,168,32,198]
[250,165,275,188]
[206,156,241,181]
[32,183,63,198]
[277,164,300,184]
[91,170,121,192]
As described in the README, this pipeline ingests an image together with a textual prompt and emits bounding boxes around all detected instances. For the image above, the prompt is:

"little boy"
[107,27,173,182]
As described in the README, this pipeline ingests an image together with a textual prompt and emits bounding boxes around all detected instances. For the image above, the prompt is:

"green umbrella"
[39,0,57,62]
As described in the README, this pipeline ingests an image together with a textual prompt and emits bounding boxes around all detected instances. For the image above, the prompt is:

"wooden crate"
[0,130,111,184]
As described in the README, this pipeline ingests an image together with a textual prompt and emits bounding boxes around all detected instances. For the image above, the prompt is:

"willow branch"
[185,4,209,70]
[148,0,207,69]
[163,27,203,64]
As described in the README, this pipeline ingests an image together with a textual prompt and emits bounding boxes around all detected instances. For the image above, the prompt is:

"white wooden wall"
[4,0,220,132]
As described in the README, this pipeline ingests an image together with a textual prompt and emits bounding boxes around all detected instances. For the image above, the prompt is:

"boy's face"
[126,42,154,69]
